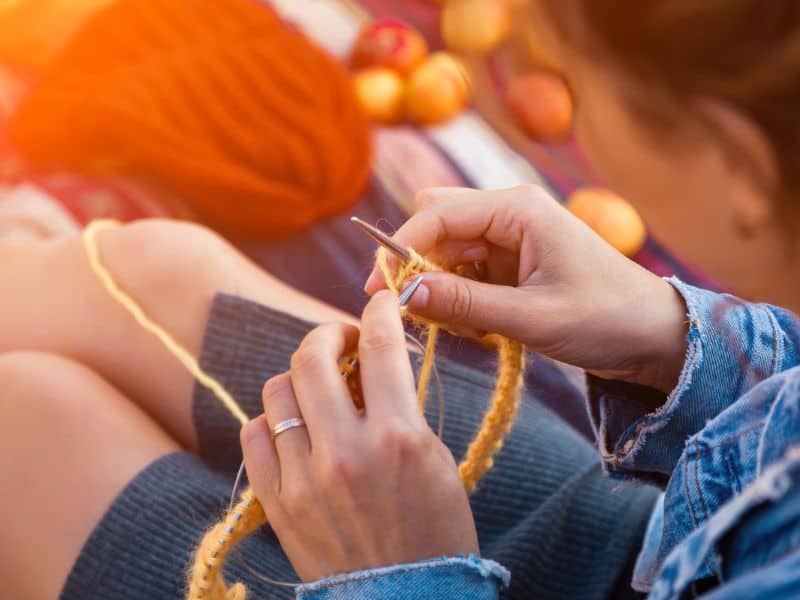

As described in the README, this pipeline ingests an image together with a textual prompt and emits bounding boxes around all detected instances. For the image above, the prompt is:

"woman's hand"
[365,185,687,393]
[240,290,478,583]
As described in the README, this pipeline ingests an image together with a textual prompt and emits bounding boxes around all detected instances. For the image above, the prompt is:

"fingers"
[364,184,550,294]
[241,415,282,508]
[358,290,418,421]
[290,323,360,439]
[413,186,470,211]
[405,271,529,338]
[262,373,310,473]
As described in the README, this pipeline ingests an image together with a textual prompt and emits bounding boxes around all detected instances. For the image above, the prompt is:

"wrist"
[633,277,689,394]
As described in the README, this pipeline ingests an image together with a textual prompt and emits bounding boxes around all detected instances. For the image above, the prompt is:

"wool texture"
[11,0,371,238]
[82,220,526,599]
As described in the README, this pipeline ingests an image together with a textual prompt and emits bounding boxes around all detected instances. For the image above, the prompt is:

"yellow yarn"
[81,220,526,598]
[375,247,526,492]
[83,220,249,427]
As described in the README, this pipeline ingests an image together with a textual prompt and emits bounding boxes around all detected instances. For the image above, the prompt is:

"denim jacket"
[297,278,800,600]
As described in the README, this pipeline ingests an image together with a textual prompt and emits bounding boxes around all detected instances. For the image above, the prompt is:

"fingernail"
[462,246,488,262]
[364,270,385,293]
[364,271,378,292]
[406,282,429,309]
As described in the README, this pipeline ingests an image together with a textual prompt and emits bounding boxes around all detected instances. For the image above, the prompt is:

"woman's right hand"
[364,184,687,393]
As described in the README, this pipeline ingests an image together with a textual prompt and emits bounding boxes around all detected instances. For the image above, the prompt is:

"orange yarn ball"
[9,0,371,238]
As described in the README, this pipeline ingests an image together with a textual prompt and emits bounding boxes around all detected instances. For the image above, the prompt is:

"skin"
[241,295,477,582]
[0,220,357,597]
[523,1,800,312]
[4,3,800,595]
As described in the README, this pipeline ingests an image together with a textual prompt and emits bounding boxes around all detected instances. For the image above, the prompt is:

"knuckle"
[317,452,367,491]
[290,342,326,373]
[359,327,397,354]
[414,189,439,211]
[450,281,474,323]
[262,373,292,402]
[515,182,544,198]
[281,477,315,513]
[514,183,555,216]
[376,418,426,458]
[292,322,349,372]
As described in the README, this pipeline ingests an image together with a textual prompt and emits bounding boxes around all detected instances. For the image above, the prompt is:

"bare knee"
[0,351,137,431]
[0,351,176,600]
[0,351,95,421]
[104,219,246,301]
[98,218,348,327]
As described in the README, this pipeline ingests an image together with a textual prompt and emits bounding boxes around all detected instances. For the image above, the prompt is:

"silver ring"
[271,417,306,440]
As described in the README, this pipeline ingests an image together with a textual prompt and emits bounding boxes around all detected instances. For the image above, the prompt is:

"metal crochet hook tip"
[350,216,412,262]
[398,274,424,307]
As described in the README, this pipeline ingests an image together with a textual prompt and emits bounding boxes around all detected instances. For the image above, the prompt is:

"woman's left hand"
[240,290,479,583]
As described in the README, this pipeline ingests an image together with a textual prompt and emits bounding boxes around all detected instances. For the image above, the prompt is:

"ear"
[692,98,779,237]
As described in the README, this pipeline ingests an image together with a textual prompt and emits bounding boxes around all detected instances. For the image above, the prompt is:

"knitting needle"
[350,216,412,262]
[341,273,425,372]
[398,273,425,306]
[351,216,489,281]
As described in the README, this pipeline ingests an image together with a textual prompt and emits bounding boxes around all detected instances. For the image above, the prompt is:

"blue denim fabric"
[299,279,800,599]
[296,556,509,599]
[593,278,800,598]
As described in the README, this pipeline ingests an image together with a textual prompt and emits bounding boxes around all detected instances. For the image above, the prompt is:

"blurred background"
[0,0,719,309]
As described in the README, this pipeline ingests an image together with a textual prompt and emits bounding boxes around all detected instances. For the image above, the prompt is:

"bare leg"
[0,351,180,600]
[0,219,356,449]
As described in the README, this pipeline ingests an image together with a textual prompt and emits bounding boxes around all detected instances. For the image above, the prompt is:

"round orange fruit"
[566,187,647,256]
[350,19,428,77]
[441,0,513,54]
[506,71,573,142]
[352,67,406,124]
[405,52,470,125]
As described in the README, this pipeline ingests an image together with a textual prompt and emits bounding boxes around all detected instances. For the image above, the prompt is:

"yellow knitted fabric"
[82,219,526,599]
[374,246,526,491]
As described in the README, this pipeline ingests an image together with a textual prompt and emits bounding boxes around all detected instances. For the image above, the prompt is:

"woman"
[2,1,799,599]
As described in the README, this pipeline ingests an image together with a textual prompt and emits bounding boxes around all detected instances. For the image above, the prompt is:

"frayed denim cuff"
[588,277,786,485]
[296,556,509,599]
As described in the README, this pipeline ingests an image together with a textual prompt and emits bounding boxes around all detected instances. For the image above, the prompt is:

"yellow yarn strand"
[374,247,442,411]
[186,489,266,600]
[83,220,264,599]
[83,219,249,426]
[82,220,526,600]
[374,246,527,492]
[457,335,525,492]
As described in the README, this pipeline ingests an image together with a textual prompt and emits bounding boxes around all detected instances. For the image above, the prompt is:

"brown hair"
[540,1,800,197]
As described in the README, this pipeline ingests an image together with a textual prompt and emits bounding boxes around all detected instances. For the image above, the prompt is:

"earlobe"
[731,189,771,239]
[693,97,778,238]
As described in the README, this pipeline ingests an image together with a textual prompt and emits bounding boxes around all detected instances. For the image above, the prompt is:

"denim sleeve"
[295,556,510,600]
[588,277,800,484]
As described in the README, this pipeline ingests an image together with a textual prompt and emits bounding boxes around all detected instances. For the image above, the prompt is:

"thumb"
[405,272,527,338]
